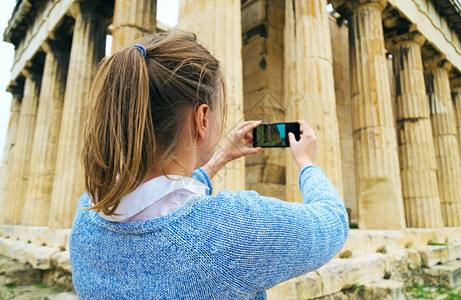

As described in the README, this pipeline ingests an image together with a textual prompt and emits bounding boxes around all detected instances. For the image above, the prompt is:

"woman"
[69,30,349,299]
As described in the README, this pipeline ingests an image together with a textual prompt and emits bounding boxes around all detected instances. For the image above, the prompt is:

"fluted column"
[284,0,343,203]
[388,34,443,228]
[5,74,41,224]
[22,42,69,226]
[111,0,157,51]
[333,0,405,229]
[425,64,461,226]
[0,94,21,223]
[49,4,106,228]
[453,83,461,155]
[177,0,245,192]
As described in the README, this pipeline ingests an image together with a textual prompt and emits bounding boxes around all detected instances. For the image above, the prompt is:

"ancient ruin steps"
[267,231,461,300]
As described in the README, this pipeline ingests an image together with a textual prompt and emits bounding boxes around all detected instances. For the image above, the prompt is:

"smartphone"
[252,122,301,148]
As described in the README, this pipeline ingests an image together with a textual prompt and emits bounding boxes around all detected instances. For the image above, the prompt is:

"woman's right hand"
[288,120,318,171]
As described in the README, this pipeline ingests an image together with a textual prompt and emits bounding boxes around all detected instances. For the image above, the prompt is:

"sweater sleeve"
[197,165,349,292]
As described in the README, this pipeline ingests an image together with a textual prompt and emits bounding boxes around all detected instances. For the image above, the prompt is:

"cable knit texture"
[69,165,349,299]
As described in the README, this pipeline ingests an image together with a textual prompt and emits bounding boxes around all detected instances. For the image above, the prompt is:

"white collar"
[90,175,209,222]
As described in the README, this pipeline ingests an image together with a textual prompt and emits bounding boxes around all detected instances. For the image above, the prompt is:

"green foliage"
[405,283,461,299]
[421,257,428,268]
[33,284,48,289]
[351,283,364,289]
[349,223,358,229]
[427,241,449,246]
[445,291,461,300]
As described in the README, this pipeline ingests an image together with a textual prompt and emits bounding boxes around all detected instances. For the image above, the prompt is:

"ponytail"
[83,47,155,215]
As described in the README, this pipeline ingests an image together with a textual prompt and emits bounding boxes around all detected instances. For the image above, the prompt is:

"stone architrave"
[425,62,461,227]
[111,0,157,52]
[48,3,106,229]
[332,0,406,229]
[284,0,344,203]
[0,95,21,223]
[5,73,41,225]
[388,33,443,228]
[177,0,245,193]
[22,42,69,226]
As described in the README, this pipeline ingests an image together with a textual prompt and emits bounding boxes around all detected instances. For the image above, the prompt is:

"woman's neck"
[142,152,196,184]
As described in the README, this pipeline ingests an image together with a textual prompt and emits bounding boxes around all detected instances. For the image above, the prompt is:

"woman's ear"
[195,104,209,139]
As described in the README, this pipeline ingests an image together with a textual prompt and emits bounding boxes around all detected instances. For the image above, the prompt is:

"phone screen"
[252,122,300,148]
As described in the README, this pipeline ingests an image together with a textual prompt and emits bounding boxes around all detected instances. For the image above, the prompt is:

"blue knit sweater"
[69,165,349,299]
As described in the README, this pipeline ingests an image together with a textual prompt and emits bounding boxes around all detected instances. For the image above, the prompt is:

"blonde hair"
[83,30,227,215]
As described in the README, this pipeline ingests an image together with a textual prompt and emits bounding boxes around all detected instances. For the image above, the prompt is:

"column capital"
[21,62,43,80]
[331,0,387,16]
[68,1,104,18]
[41,39,71,55]
[450,77,461,90]
[385,31,426,50]
[6,80,24,97]
[424,55,453,72]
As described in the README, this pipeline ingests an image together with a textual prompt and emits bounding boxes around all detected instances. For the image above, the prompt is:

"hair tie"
[133,44,146,57]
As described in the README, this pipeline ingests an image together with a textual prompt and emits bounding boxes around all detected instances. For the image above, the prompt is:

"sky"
[0,0,179,166]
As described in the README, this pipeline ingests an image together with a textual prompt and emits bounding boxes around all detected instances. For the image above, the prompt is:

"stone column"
[241,0,286,200]
[387,33,443,228]
[425,63,461,227]
[178,0,245,193]
[453,81,461,155]
[5,73,41,224]
[284,0,344,203]
[333,0,406,229]
[48,4,106,228]
[0,94,21,223]
[22,42,70,226]
[111,0,157,52]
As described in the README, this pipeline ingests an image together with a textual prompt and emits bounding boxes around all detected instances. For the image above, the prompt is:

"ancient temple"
[1,0,461,298]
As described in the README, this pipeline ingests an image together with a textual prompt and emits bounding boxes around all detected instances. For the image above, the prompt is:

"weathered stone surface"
[266,277,298,300]
[423,260,461,288]
[315,254,386,296]
[448,243,461,261]
[0,225,69,250]
[297,271,323,299]
[425,66,461,226]
[0,237,61,270]
[384,250,423,286]
[388,35,443,228]
[46,291,79,300]
[178,0,245,193]
[344,0,405,230]
[22,44,69,227]
[111,0,157,51]
[51,251,71,273]
[284,0,343,203]
[0,95,21,224]
[242,0,286,199]
[330,16,357,224]
[5,74,41,225]
[1,259,41,286]
[43,268,74,292]
[49,4,106,229]
[357,279,406,300]
[418,245,449,267]
[453,87,461,155]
